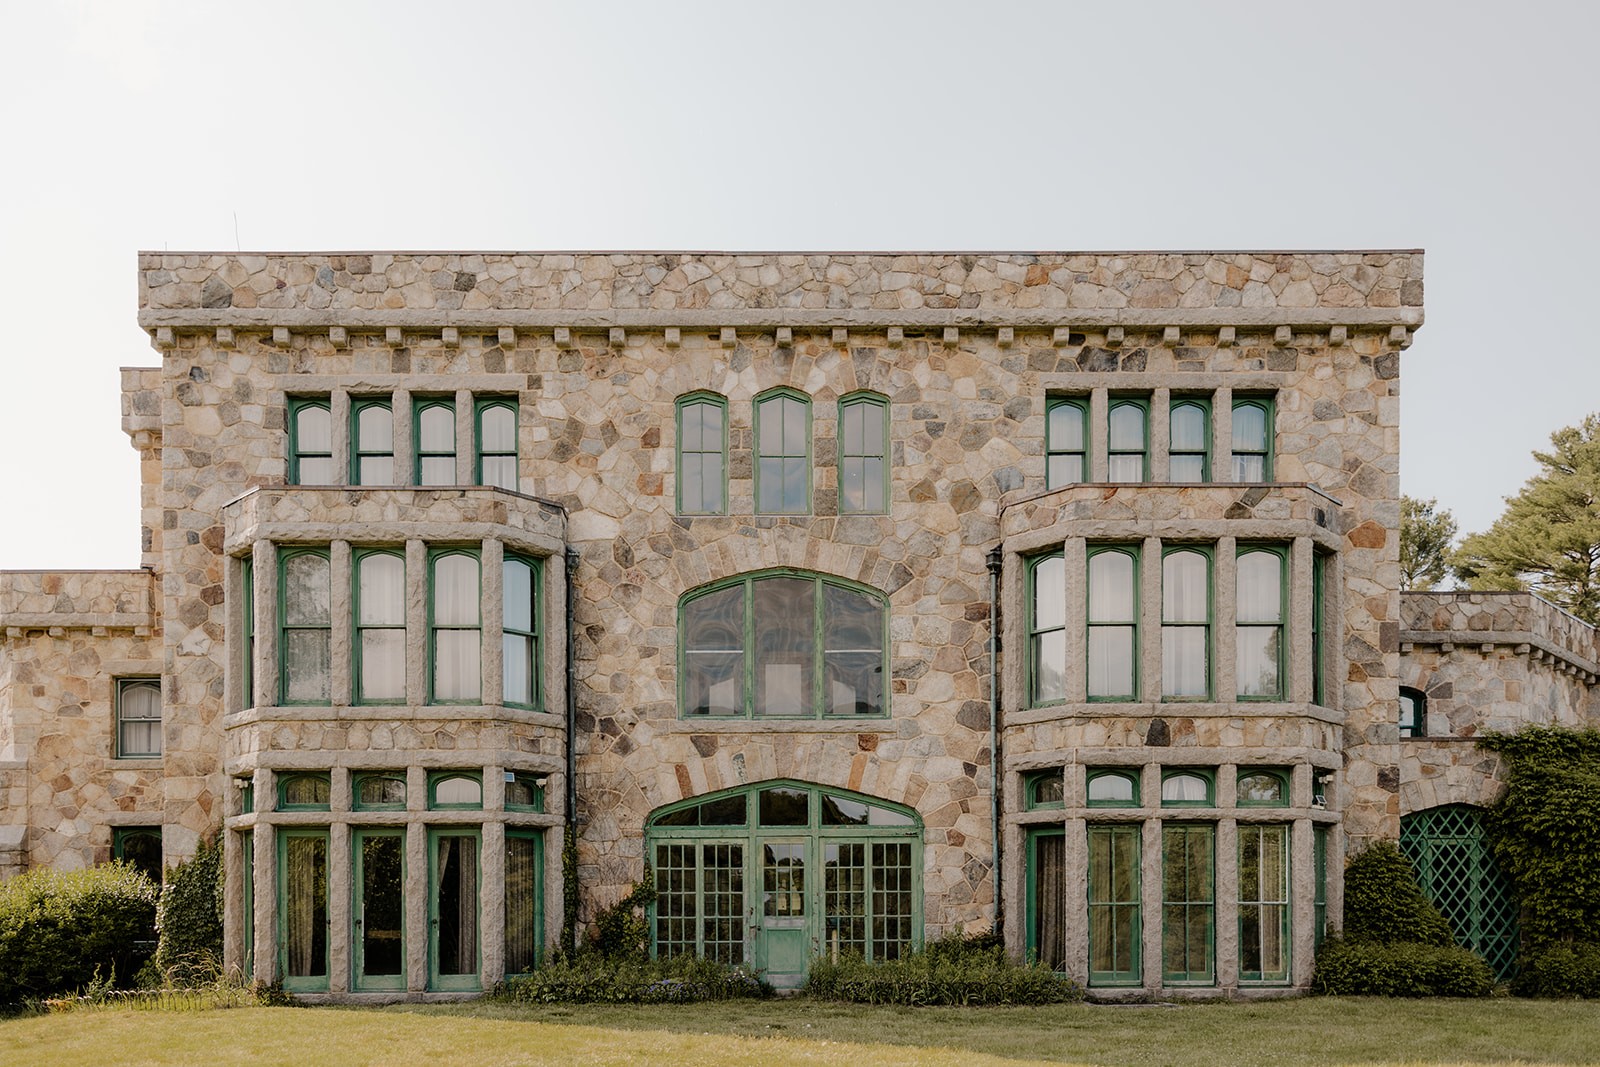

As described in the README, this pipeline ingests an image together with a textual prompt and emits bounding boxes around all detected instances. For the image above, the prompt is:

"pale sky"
[2,0,1596,569]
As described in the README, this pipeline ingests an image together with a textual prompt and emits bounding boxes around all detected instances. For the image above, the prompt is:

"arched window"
[1237,770,1289,806]
[288,398,333,485]
[279,773,331,810]
[1161,770,1213,806]
[351,398,394,485]
[355,550,406,704]
[1088,547,1139,700]
[430,772,483,809]
[475,399,518,490]
[1169,400,1210,482]
[838,392,888,514]
[1231,398,1273,481]
[1107,399,1148,482]
[1088,769,1139,807]
[354,773,407,810]
[755,389,811,513]
[429,550,481,703]
[1236,547,1285,700]
[680,571,886,719]
[415,399,457,486]
[281,548,332,705]
[1399,686,1427,738]
[1028,553,1066,706]
[1046,398,1087,488]
[1026,770,1065,810]
[1161,548,1211,699]
[676,393,727,515]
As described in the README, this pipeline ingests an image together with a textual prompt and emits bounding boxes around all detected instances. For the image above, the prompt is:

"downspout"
[563,545,580,949]
[987,545,1004,930]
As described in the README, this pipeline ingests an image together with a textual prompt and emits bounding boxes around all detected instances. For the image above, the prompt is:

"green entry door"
[429,828,481,991]
[756,839,809,987]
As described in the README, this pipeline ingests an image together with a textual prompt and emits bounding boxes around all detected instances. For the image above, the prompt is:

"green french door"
[757,839,808,985]
[1162,823,1215,985]
[504,830,545,976]
[278,829,329,992]
[428,828,481,991]
[353,829,405,992]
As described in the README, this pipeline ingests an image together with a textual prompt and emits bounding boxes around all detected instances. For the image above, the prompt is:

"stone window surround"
[229,537,557,713]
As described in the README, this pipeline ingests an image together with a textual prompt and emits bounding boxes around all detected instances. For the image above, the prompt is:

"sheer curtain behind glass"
[119,680,162,756]
[1107,404,1145,482]
[433,554,480,701]
[358,554,405,701]
[435,835,479,976]
[417,404,456,485]
[356,404,394,485]
[503,557,537,707]
[1169,403,1207,482]
[283,553,332,702]
[1232,404,1267,481]
[1236,551,1282,697]
[1088,552,1136,697]
[478,404,518,490]
[1162,551,1208,697]
[1032,555,1067,703]
[295,405,333,484]
[1033,834,1066,970]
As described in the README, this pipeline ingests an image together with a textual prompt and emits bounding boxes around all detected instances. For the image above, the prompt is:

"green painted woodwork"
[427,547,482,705]
[115,677,162,758]
[1160,545,1212,701]
[504,772,544,812]
[1401,805,1519,979]
[241,557,254,710]
[1168,397,1211,482]
[754,387,812,514]
[1045,397,1088,488]
[502,553,542,710]
[1238,823,1290,983]
[241,832,254,978]
[428,827,482,991]
[353,549,406,706]
[1026,828,1066,970]
[1028,552,1067,707]
[1088,824,1141,985]
[278,548,332,706]
[353,828,406,991]
[413,398,457,487]
[1312,552,1328,706]
[675,392,729,515]
[287,397,333,485]
[1162,822,1216,984]
[278,828,330,992]
[1235,544,1287,701]
[1025,770,1065,810]
[1107,396,1150,483]
[113,826,162,883]
[278,773,331,811]
[1087,769,1140,807]
[837,391,889,514]
[349,397,395,486]
[474,398,519,490]
[1314,825,1329,948]
[1400,686,1427,737]
[1230,397,1274,481]
[1087,545,1140,701]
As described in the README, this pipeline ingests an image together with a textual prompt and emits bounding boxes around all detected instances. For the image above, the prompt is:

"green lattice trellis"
[1400,805,1519,979]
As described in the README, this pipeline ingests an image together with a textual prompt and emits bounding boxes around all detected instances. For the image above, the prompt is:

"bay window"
[1161,548,1210,699]
[430,550,481,703]
[280,549,332,704]
[1088,547,1138,700]
[355,550,405,704]
[1236,547,1285,699]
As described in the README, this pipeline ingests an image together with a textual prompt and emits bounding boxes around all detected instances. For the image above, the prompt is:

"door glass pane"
[1089,826,1139,981]
[360,834,404,978]
[702,843,744,964]
[763,842,805,916]
[825,841,867,958]
[505,835,540,974]
[1032,833,1066,971]
[871,841,914,960]
[1162,824,1215,982]
[655,843,697,958]
[754,577,814,716]
[434,834,479,976]
[284,835,328,979]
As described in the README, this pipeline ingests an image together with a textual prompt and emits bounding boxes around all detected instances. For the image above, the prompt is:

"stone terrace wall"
[1402,591,1600,669]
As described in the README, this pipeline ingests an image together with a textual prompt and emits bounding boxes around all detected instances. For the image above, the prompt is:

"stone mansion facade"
[2,250,1593,999]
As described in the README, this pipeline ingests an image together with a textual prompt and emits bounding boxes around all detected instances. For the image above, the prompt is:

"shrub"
[804,931,1083,1006]
[585,867,656,960]
[1341,840,1455,947]
[1511,942,1600,998]
[1312,936,1493,997]
[0,863,158,1004]
[154,835,224,984]
[493,953,768,1004]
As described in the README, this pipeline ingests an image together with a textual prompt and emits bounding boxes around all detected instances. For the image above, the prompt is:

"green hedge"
[1340,840,1455,947]
[0,863,158,1004]
[1511,942,1600,998]
[494,953,768,1004]
[1312,936,1493,997]
[805,934,1083,1006]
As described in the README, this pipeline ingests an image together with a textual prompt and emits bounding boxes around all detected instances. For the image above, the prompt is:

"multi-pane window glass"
[677,396,726,515]
[838,394,887,514]
[416,401,457,486]
[1169,401,1209,482]
[1239,824,1290,982]
[1231,399,1272,481]
[681,572,885,719]
[356,552,405,703]
[1162,823,1215,984]
[117,678,162,757]
[290,399,334,485]
[655,841,746,964]
[756,391,809,513]
[1161,550,1209,699]
[1236,549,1284,699]
[1089,825,1141,984]
[352,400,394,485]
[1029,554,1066,705]
[1107,400,1147,483]
[503,555,539,708]
[1046,399,1087,488]
[281,550,332,704]
[1399,686,1427,737]
[1088,549,1138,699]
[431,552,480,702]
[1031,830,1066,971]
[476,401,518,491]
[1088,770,1139,807]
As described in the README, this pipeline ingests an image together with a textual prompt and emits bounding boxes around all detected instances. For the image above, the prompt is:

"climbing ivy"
[154,834,225,983]
[560,824,579,954]
[1478,725,1600,947]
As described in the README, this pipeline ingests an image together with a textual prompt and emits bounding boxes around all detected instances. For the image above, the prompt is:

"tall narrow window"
[116,678,162,758]
[430,829,480,990]
[1029,829,1066,971]
[1162,823,1215,984]
[288,398,333,485]
[1107,399,1148,483]
[838,393,887,514]
[503,554,540,708]
[1089,824,1141,985]
[1161,549,1210,699]
[280,829,330,991]
[351,399,395,485]
[430,551,480,703]
[1239,824,1290,983]
[280,549,332,704]
[1088,547,1138,700]
[1029,553,1067,706]
[1312,553,1327,706]
[1236,548,1285,699]
[1231,398,1273,481]
[755,390,810,513]
[676,394,727,515]
[1046,398,1087,488]
[415,400,457,486]
[355,551,406,704]
[241,557,254,709]
[1399,686,1427,737]
[1169,400,1209,482]
[476,400,518,491]
[505,831,543,975]
[1314,825,1329,948]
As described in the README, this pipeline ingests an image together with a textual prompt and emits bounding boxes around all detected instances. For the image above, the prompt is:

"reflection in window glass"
[1399,687,1427,737]
[684,585,744,716]
[756,393,809,513]
[824,583,883,717]
[759,787,809,826]
[1031,554,1066,705]
[754,578,814,717]
[839,396,886,513]
[358,776,407,807]
[1238,773,1285,804]
[1031,773,1065,808]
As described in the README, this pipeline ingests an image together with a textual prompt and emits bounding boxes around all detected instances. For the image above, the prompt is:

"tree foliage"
[1400,496,1458,590]
[1452,414,1600,624]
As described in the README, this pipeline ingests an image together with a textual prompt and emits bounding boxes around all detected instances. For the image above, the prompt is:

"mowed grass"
[4,997,1600,1067]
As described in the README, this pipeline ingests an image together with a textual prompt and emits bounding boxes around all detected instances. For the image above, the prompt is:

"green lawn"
[4,997,1599,1067]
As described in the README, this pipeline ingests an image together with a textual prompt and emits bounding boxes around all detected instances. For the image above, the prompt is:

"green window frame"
[116,677,162,759]
[1028,552,1067,707]
[1087,545,1139,701]
[429,771,484,810]
[1312,552,1327,706]
[676,392,728,515]
[475,398,519,491]
[1025,770,1064,810]
[679,569,888,720]
[429,548,481,704]
[1026,827,1067,971]
[353,773,408,811]
[278,772,332,811]
[114,826,162,883]
[350,397,395,486]
[1087,769,1140,808]
[1313,824,1329,948]
[1106,397,1149,483]
[1161,546,1211,701]
[279,828,331,992]
[838,391,888,514]
[502,553,541,710]
[1230,397,1274,482]
[754,388,811,514]
[414,398,458,486]
[240,831,254,977]
[1161,769,1214,807]
[505,771,545,812]
[352,827,407,992]
[1089,824,1142,985]
[1237,769,1290,807]
[1238,823,1291,983]
[1168,398,1210,483]
[505,829,545,975]
[287,397,333,485]
[354,549,406,705]
[1046,397,1088,489]
[428,826,482,991]
[279,548,332,706]
[237,778,254,814]
[1400,686,1427,738]
[1161,822,1215,984]
[241,557,254,710]
[1236,546,1286,700]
